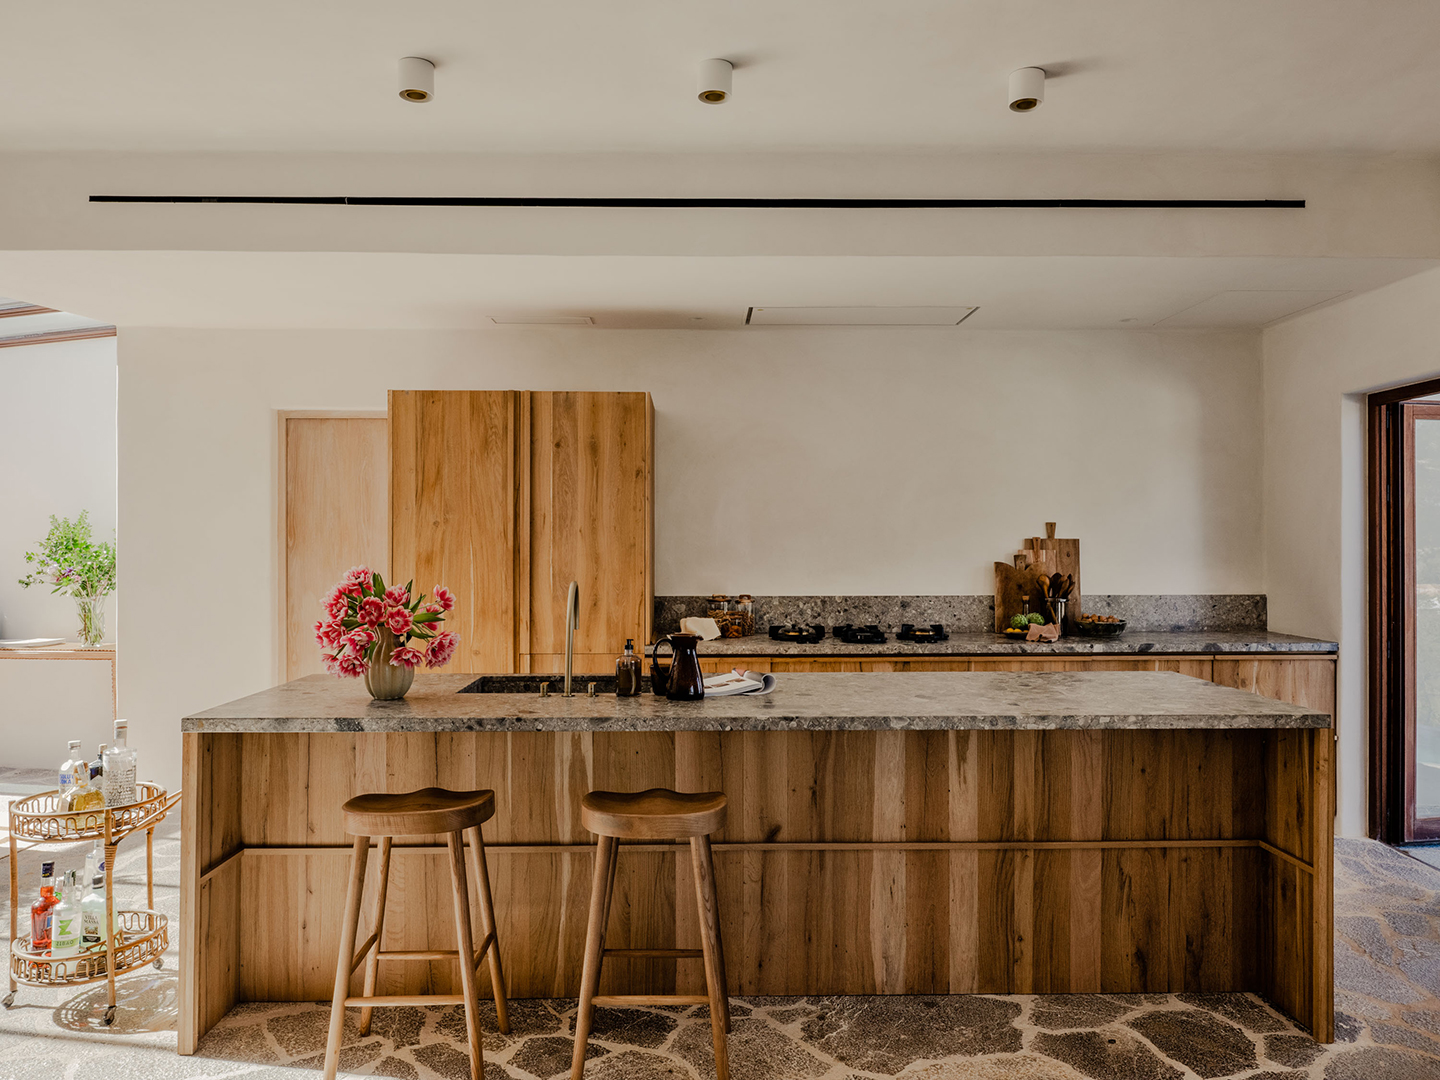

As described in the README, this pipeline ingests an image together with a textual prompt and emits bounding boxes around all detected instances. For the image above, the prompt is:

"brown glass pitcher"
[650,633,705,701]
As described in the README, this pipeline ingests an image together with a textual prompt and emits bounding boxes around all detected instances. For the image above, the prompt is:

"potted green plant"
[18,511,117,647]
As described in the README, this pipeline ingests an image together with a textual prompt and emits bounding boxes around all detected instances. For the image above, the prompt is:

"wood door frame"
[1368,380,1440,841]
[274,410,388,683]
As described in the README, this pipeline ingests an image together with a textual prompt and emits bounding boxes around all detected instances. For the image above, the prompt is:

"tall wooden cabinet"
[389,390,653,674]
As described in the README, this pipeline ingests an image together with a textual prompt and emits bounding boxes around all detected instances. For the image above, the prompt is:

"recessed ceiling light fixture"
[487,315,594,326]
[398,56,435,103]
[1008,66,1045,112]
[698,58,733,104]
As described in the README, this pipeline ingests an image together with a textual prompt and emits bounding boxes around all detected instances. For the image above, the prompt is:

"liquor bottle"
[103,720,137,807]
[615,639,642,696]
[50,871,82,957]
[30,861,57,951]
[58,740,84,801]
[81,849,107,947]
[63,764,105,813]
[90,744,107,781]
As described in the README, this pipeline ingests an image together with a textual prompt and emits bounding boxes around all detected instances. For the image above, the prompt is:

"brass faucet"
[563,580,579,697]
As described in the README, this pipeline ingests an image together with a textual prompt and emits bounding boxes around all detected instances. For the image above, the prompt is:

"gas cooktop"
[832,624,888,644]
[896,623,950,643]
[768,624,826,644]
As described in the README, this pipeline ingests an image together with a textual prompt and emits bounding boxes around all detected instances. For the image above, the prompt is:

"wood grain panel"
[390,390,519,673]
[527,392,652,659]
[185,718,1330,1039]
[284,417,389,680]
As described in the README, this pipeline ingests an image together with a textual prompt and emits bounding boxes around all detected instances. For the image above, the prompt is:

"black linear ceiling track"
[88,195,1305,209]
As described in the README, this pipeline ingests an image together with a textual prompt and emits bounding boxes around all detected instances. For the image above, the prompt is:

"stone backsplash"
[655,594,1267,634]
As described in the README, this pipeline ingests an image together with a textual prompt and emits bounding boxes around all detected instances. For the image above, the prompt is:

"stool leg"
[593,833,620,990]
[690,835,730,1080]
[571,834,618,1080]
[446,831,485,1080]
[695,834,732,1033]
[323,835,370,1080]
[465,824,510,1034]
[358,836,392,1037]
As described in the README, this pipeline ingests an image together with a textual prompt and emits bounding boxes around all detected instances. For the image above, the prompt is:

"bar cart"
[5,782,181,1025]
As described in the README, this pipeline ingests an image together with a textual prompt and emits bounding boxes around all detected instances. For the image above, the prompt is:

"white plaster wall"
[118,325,1263,790]
[1263,265,1440,839]
[0,335,117,641]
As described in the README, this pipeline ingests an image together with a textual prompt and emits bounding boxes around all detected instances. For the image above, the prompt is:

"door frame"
[1368,378,1440,841]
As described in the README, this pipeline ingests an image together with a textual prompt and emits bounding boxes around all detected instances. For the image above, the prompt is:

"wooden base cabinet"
[180,717,1333,1052]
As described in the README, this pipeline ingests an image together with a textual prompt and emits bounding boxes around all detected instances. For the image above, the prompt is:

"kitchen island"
[179,670,1333,1052]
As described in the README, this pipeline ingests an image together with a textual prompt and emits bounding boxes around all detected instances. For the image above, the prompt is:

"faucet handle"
[587,682,597,697]
[539,683,550,698]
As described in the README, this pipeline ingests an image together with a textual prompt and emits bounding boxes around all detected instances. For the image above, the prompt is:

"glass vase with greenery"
[18,512,117,647]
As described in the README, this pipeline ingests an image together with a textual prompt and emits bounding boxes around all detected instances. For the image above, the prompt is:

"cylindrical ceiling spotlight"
[399,56,435,103]
[698,58,733,104]
[1008,66,1045,112]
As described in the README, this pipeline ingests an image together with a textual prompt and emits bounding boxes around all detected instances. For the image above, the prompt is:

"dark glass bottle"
[616,639,642,697]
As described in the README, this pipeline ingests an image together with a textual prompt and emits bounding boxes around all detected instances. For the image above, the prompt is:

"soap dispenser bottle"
[615,639,642,697]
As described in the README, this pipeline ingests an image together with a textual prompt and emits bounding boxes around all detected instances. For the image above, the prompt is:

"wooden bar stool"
[571,788,731,1080]
[323,788,510,1080]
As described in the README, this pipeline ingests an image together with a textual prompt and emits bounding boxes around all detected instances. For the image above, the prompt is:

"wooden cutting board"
[1023,522,1081,629]
[993,522,1082,631]
[993,561,1051,631]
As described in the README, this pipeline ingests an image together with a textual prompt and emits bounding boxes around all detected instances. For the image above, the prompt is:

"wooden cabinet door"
[389,391,520,673]
[1211,658,1336,714]
[524,391,653,667]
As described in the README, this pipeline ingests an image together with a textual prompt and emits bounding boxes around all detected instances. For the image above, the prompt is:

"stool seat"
[342,787,495,837]
[581,788,727,839]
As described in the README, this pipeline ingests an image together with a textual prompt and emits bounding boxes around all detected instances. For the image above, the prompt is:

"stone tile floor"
[3,831,1440,1078]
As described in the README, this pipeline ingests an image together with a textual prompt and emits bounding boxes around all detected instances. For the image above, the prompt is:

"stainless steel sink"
[457,674,651,695]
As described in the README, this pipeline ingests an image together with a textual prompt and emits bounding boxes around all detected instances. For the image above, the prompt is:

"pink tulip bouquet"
[315,567,459,696]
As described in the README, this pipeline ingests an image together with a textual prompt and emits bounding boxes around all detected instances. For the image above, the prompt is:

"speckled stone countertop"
[182,671,1329,734]
[649,630,1336,657]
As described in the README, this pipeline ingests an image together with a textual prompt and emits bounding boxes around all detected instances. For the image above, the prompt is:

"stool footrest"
[343,993,467,1007]
[591,994,711,1007]
[602,948,704,959]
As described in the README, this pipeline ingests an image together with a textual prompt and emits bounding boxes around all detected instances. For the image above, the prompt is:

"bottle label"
[52,911,81,954]
[104,761,137,807]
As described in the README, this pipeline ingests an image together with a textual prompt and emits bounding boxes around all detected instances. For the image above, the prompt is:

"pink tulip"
[433,586,455,612]
[425,632,459,668]
[314,619,345,649]
[358,596,387,625]
[346,628,376,653]
[383,585,410,607]
[423,602,443,614]
[390,645,426,668]
[336,650,368,678]
[386,607,414,635]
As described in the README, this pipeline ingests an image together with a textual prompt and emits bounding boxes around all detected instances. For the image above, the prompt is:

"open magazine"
[702,669,777,697]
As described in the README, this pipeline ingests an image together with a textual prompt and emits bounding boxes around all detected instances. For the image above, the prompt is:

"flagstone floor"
[2,826,1440,1079]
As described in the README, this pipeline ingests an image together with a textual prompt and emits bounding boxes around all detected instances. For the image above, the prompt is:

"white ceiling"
[0,251,1431,330]
[4,1,1440,154]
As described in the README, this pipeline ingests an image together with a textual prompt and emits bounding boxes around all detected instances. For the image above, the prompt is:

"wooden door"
[283,416,389,680]
[524,391,653,669]
[389,391,521,673]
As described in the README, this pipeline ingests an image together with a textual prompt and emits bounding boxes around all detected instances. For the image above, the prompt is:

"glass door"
[1405,403,1440,838]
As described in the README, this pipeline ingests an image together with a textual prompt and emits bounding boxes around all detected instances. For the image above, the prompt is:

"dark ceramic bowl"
[1073,618,1126,637]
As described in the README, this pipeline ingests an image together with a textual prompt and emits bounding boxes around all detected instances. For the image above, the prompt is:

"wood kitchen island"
[179,670,1333,1053]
